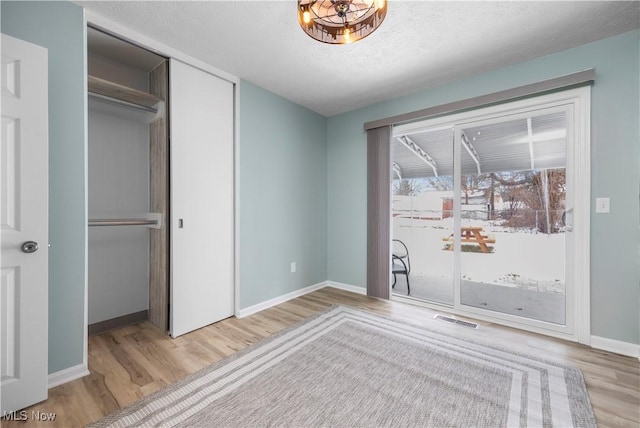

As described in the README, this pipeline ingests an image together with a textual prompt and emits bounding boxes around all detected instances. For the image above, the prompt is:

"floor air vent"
[434,314,478,329]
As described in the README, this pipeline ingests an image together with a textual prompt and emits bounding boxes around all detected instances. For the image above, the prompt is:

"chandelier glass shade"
[297,0,387,44]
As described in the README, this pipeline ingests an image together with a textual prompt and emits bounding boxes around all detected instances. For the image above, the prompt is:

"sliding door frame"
[452,102,576,336]
[391,86,591,344]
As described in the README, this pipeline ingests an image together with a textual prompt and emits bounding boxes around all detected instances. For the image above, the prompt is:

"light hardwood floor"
[4,288,639,427]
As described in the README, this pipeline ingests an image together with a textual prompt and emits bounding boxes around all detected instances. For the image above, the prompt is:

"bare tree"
[525,169,566,233]
[493,169,565,233]
[424,175,492,201]
[424,176,453,192]
[461,175,492,204]
[393,179,424,196]
[406,169,566,233]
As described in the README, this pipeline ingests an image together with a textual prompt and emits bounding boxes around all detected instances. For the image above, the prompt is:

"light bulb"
[302,10,311,24]
[343,28,352,43]
[376,0,385,9]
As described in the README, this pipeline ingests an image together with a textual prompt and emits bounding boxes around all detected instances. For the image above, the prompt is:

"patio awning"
[393,111,567,179]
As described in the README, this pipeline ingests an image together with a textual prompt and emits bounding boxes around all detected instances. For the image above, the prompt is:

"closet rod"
[88,92,158,113]
[88,218,159,227]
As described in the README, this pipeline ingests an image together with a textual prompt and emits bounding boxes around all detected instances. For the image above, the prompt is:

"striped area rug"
[90,306,596,427]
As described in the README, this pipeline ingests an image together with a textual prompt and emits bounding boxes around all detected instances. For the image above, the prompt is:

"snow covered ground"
[392,216,566,324]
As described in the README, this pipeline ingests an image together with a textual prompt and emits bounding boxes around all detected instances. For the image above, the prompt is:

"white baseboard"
[237,281,328,318]
[326,281,366,295]
[591,335,640,360]
[48,363,90,389]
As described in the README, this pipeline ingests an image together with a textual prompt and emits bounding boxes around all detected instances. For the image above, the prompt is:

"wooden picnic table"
[442,226,496,253]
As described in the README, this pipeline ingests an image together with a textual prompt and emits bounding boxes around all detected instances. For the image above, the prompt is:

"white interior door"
[169,59,234,337]
[1,34,49,413]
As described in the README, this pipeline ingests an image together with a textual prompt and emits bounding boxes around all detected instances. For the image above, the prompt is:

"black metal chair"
[392,239,410,295]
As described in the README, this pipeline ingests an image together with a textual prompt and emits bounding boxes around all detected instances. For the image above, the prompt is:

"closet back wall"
[88,52,149,90]
[88,56,150,325]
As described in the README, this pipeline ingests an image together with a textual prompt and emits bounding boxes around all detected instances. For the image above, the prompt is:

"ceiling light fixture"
[297,0,387,45]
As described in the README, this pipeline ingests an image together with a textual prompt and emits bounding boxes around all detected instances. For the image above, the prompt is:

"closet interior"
[87,27,169,334]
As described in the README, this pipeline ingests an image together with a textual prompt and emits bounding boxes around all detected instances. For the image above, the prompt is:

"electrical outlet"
[595,197,610,213]
[290,262,296,273]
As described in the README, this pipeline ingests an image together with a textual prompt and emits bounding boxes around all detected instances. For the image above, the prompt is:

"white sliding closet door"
[169,59,234,337]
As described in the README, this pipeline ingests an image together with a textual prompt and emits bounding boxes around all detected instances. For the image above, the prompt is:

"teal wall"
[2,2,637,379]
[327,30,640,345]
[239,81,327,308]
[1,1,87,372]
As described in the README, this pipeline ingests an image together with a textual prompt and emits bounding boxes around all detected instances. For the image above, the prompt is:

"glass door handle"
[564,208,574,232]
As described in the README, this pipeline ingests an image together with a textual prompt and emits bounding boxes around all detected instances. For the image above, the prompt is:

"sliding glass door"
[456,107,570,326]
[392,127,454,305]
[391,88,589,340]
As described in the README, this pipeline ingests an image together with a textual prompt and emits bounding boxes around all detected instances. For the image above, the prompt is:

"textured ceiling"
[75,1,639,117]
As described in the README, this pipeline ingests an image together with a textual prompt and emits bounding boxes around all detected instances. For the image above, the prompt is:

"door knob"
[21,241,39,253]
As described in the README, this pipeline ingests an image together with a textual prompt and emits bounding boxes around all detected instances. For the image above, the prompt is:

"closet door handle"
[178,219,184,229]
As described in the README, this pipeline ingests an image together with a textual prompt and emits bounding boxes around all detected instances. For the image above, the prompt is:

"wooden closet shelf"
[88,75,163,109]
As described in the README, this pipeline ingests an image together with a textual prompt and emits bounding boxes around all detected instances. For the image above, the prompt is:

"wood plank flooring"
[3,288,639,427]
